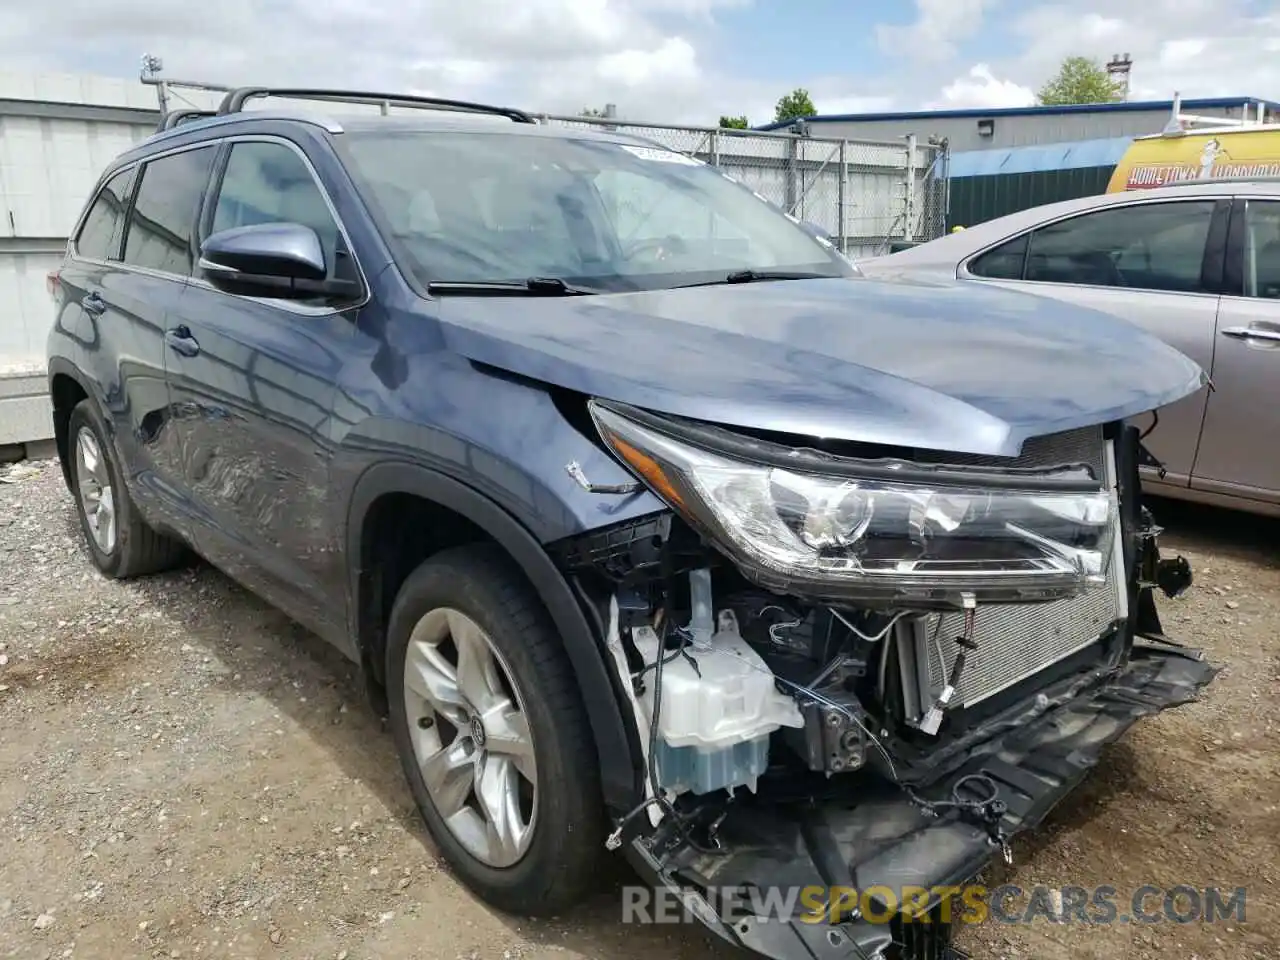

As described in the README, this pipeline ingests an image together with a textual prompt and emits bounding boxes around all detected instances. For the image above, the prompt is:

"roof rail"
[157,108,218,132]
[217,87,536,124]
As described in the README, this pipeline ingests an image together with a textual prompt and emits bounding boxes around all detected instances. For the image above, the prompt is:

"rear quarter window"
[968,234,1029,280]
[75,169,134,261]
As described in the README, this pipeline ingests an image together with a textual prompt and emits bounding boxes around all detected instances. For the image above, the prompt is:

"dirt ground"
[0,458,1277,960]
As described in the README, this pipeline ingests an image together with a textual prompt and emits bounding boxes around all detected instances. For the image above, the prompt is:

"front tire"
[385,544,605,915]
[67,399,186,578]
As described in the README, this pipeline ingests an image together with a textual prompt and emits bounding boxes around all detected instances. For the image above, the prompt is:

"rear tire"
[385,544,605,915]
[67,399,186,578]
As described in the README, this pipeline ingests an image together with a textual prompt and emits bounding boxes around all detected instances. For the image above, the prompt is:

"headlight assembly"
[589,401,1117,608]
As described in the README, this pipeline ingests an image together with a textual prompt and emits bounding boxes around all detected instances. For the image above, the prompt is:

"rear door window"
[75,169,134,261]
[1242,200,1280,299]
[1021,201,1216,293]
[122,146,219,277]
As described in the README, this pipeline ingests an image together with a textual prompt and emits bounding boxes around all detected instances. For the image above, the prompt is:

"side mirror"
[199,223,360,301]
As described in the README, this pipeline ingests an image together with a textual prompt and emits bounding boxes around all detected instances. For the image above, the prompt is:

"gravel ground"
[0,458,1277,960]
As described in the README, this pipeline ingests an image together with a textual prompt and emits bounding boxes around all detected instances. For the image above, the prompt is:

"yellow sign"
[1107,128,1280,192]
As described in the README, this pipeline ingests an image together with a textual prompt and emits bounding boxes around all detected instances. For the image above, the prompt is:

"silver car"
[858,179,1280,517]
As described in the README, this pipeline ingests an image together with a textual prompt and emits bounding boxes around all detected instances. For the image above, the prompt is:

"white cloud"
[597,36,698,86]
[877,0,999,62]
[811,94,898,116]
[0,0,1277,130]
[1000,1,1280,101]
[921,1,1280,115]
[0,0,748,121]
[1158,39,1208,64]
[932,65,1036,109]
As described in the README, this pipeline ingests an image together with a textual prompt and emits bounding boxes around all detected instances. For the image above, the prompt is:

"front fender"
[344,458,646,810]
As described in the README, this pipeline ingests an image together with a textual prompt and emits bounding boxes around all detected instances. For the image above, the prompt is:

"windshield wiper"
[724,269,833,284]
[674,269,834,289]
[426,277,596,296]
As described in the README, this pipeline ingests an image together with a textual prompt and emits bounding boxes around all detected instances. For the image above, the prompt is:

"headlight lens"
[591,402,1117,607]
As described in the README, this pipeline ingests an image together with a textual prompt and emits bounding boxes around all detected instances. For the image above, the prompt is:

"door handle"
[80,292,106,316]
[1221,325,1280,343]
[164,326,201,358]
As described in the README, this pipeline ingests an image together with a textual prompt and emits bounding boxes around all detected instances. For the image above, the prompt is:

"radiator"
[897,426,1128,717]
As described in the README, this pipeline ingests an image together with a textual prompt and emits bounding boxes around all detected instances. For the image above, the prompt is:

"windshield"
[342,129,852,292]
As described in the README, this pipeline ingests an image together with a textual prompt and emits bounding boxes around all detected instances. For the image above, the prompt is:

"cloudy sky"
[2,0,1278,124]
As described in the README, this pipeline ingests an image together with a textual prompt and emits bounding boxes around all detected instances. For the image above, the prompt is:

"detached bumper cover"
[626,645,1218,960]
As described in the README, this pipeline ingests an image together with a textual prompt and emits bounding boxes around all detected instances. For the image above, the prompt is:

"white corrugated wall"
[0,71,159,447]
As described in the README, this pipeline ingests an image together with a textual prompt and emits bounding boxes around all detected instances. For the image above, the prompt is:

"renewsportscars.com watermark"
[622,884,1248,927]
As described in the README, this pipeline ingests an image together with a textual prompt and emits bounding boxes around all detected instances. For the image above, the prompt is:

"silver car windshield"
[342,129,851,292]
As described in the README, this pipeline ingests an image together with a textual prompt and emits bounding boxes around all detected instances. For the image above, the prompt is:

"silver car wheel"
[403,607,538,868]
[75,426,117,555]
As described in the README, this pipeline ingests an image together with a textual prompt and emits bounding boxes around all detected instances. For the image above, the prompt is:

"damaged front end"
[553,400,1217,960]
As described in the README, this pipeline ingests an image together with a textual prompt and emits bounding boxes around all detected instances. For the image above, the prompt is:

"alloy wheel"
[75,426,117,554]
[402,607,538,867]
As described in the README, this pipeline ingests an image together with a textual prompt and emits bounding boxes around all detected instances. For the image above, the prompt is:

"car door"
[55,167,162,486]
[1188,196,1280,507]
[117,145,222,520]
[63,147,221,541]
[164,136,364,639]
[962,198,1225,489]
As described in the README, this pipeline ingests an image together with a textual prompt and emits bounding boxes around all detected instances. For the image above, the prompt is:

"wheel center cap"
[469,716,486,748]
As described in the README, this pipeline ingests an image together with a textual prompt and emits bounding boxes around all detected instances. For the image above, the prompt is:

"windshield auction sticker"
[619,144,703,165]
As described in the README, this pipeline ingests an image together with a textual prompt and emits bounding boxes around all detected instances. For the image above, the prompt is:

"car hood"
[854,254,958,278]
[435,275,1206,457]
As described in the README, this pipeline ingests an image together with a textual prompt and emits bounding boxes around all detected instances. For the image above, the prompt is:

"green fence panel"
[946,165,1116,230]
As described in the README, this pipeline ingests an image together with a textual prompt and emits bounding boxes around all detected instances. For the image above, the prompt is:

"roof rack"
[217,87,536,124]
[139,61,540,131]
[1157,91,1271,136]
[159,108,218,131]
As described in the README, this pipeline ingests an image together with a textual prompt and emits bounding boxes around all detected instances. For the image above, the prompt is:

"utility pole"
[1106,53,1132,100]
[140,53,168,116]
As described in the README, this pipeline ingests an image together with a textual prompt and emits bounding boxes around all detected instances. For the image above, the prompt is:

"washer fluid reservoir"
[632,612,804,796]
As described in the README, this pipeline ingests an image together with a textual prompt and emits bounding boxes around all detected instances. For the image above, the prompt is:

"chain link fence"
[539,114,949,258]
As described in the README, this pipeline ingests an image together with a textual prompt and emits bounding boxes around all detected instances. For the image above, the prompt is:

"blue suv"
[48,87,1216,960]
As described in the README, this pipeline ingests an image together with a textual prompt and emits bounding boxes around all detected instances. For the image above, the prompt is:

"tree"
[719,114,749,129]
[580,106,607,118]
[775,88,816,122]
[1036,56,1125,106]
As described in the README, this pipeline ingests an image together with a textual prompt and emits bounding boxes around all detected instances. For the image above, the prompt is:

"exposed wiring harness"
[723,617,1013,865]
[905,773,1012,865]
[646,616,673,824]
[1138,408,1159,442]
[631,625,701,688]
[607,614,727,856]
[828,607,911,643]
[810,609,909,689]
[755,603,805,648]
[706,640,902,781]
[610,603,1011,868]
[1137,410,1169,479]
[918,596,977,736]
